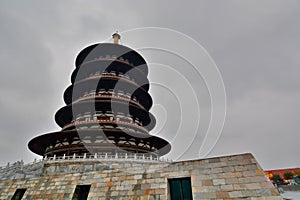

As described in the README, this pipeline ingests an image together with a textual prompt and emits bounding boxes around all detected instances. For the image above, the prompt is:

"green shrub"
[284,172,294,179]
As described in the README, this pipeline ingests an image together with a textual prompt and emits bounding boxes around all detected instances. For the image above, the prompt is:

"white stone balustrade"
[44,153,171,164]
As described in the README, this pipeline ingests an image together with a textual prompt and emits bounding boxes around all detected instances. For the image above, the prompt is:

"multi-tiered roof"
[28,33,170,158]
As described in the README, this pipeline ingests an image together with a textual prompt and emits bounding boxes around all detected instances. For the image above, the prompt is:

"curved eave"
[55,100,156,130]
[71,95,147,110]
[62,120,149,134]
[71,59,148,85]
[28,129,171,156]
[63,78,152,109]
[74,75,149,89]
[75,43,148,75]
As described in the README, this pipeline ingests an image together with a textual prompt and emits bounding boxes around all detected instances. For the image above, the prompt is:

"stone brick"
[150,184,160,189]
[245,183,261,190]
[134,175,143,180]
[220,184,233,191]
[216,191,229,198]
[211,167,223,173]
[195,192,217,199]
[208,157,221,163]
[231,171,243,178]
[229,191,243,198]
[241,189,258,197]
[202,179,213,186]
[243,170,257,177]
[106,181,114,187]
[226,177,239,184]
[222,166,235,172]
[234,165,247,171]
[247,164,259,170]
[213,178,226,185]
[233,183,247,190]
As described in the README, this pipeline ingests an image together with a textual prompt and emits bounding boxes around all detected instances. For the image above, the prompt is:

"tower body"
[28,42,170,157]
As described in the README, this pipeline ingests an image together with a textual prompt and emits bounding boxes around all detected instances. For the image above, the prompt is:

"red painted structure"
[265,168,300,180]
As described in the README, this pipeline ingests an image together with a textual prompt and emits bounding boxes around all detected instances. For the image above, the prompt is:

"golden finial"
[112,31,121,44]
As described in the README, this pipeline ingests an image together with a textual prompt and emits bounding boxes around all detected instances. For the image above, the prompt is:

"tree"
[271,174,281,182]
[284,172,294,180]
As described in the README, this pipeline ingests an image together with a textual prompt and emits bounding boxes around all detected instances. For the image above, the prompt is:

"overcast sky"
[0,0,299,170]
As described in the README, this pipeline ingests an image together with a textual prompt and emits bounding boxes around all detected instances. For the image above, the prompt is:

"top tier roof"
[75,43,148,75]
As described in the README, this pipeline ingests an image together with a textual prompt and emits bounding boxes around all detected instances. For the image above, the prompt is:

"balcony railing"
[74,93,145,109]
[62,119,148,133]
[44,153,171,163]
[79,73,138,86]
[82,57,133,66]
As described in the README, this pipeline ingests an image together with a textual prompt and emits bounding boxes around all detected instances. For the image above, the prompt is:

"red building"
[265,168,300,180]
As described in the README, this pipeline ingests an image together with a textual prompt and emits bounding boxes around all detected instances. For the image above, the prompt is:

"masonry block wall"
[0,153,282,200]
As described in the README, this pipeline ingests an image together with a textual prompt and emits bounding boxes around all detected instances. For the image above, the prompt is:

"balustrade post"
[20,160,24,171]
[115,153,118,159]
[94,153,97,159]
[150,155,152,160]
[125,153,127,159]
[63,154,66,160]
[83,153,86,159]
[53,154,56,160]
[73,153,76,159]
[134,154,137,160]
[105,153,108,159]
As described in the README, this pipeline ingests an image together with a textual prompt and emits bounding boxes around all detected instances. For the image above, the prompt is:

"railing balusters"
[0,154,169,170]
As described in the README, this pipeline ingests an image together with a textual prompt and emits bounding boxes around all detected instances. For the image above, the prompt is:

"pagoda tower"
[28,33,170,158]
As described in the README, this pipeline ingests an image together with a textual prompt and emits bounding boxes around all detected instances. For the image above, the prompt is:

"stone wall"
[0,153,282,199]
[0,160,42,181]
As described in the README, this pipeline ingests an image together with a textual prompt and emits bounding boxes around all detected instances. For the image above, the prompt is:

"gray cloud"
[0,0,299,169]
